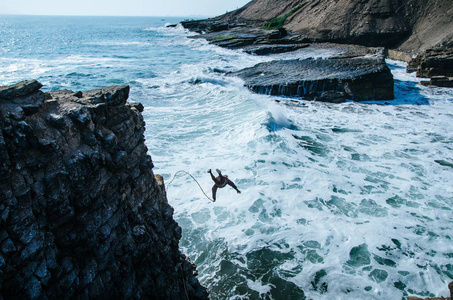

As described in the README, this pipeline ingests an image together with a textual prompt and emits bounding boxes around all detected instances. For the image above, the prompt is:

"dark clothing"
[209,172,239,201]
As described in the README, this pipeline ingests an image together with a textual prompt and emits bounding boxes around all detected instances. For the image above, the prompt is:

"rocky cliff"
[183,0,452,88]
[218,0,453,53]
[0,80,208,299]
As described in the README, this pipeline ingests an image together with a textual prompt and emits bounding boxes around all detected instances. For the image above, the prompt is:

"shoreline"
[178,18,453,92]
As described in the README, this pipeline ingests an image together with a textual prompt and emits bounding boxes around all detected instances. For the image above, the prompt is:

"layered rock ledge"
[182,23,394,101]
[408,47,453,88]
[229,55,394,102]
[181,0,453,90]
[0,80,208,299]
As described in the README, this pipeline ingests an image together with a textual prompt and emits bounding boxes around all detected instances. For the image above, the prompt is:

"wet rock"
[420,76,453,88]
[408,47,453,88]
[408,48,453,78]
[314,91,347,104]
[229,55,394,101]
[190,27,298,50]
[0,80,42,100]
[243,43,309,55]
[0,81,208,299]
[184,19,394,102]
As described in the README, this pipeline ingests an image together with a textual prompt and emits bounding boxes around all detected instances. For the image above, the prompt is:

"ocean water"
[1,15,453,299]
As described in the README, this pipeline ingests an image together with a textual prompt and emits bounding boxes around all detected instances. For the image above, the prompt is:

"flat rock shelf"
[228,56,394,102]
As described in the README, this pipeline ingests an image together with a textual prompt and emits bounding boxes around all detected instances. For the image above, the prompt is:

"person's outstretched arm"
[208,169,217,183]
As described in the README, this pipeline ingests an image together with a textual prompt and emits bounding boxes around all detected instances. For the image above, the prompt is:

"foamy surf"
[1,15,452,300]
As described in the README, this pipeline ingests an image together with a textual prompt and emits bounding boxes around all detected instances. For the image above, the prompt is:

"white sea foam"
[150,49,453,299]
[1,16,452,300]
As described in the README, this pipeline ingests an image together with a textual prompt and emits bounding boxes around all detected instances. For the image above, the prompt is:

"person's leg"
[227,179,239,192]
[212,185,218,201]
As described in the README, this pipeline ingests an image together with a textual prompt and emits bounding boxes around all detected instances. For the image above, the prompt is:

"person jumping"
[208,169,241,202]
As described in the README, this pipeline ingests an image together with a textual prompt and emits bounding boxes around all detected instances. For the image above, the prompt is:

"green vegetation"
[209,34,237,41]
[261,2,309,30]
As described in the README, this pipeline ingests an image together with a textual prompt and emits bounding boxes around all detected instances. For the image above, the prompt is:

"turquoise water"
[1,15,453,299]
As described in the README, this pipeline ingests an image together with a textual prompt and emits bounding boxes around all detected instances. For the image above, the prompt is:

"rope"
[167,170,215,202]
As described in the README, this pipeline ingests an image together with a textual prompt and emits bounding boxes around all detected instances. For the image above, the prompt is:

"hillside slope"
[220,0,453,53]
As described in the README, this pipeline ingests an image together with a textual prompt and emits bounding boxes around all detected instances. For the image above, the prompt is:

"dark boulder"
[420,76,453,88]
[314,91,347,103]
[408,48,453,78]
[407,47,453,88]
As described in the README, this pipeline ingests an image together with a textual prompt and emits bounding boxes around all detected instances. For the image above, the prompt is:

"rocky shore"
[229,53,393,102]
[0,80,208,299]
[180,0,453,94]
[184,24,394,102]
[408,48,453,88]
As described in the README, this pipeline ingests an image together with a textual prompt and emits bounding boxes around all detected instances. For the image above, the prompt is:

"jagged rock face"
[409,48,453,78]
[220,0,453,52]
[0,81,208,299]
[229,56,394,101]
[407,48,453,87]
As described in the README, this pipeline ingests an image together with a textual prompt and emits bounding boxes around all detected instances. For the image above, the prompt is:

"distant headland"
[178,0,453,98]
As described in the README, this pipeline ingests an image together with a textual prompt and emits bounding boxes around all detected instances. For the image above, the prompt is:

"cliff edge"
[0,80,208,299]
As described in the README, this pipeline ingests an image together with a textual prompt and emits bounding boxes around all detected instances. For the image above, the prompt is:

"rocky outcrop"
[407,48,453,87]
[184,20,395,101]
[182,0,453,89]
[212,0,453,53]
[408,48,453,78]
[0,80,208,299]
[182,3,402,100]
[188,26,306,53]
[229,55,394,102]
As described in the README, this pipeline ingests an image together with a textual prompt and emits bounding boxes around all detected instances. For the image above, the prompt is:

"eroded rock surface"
[0,80,208,299]
[229,55,394,102]
[181,0,453,89]
[209,0,453,52]
[408,47,453,87]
